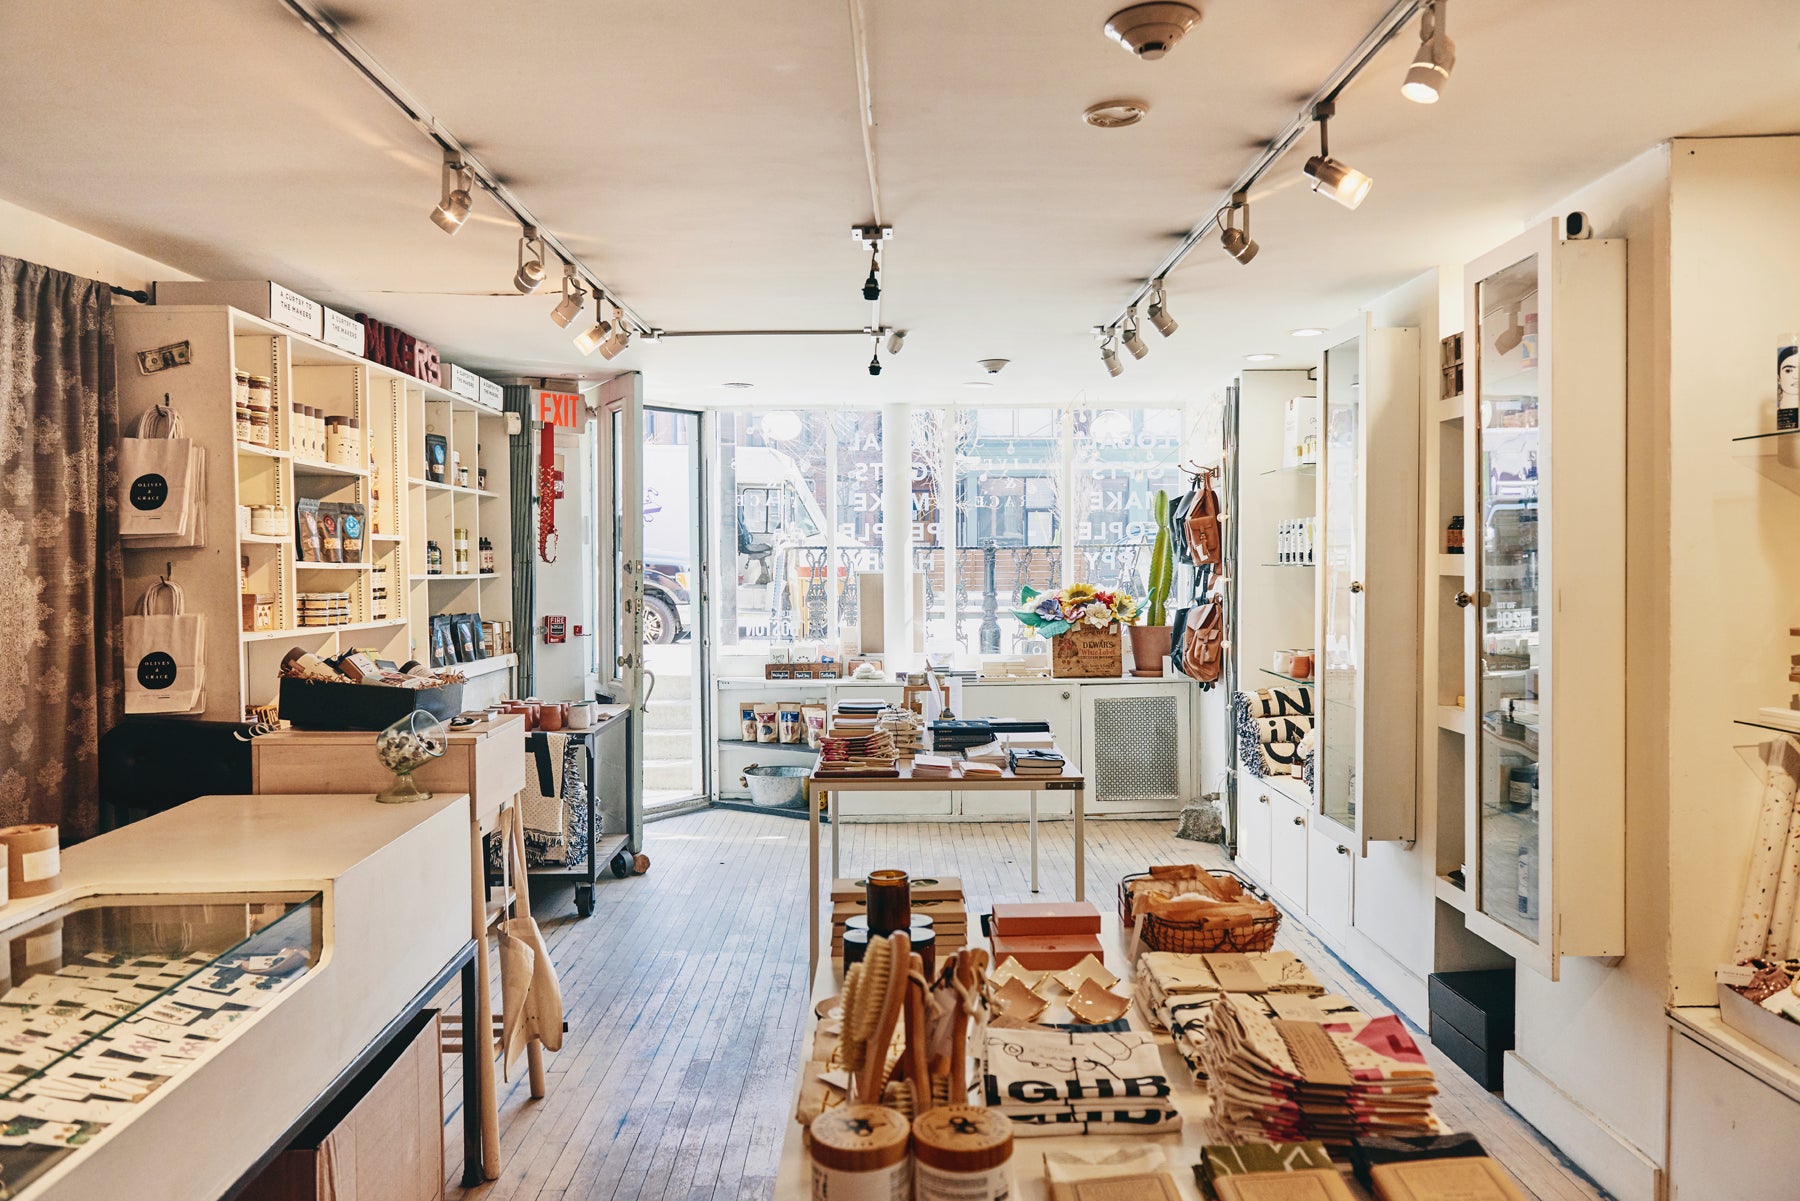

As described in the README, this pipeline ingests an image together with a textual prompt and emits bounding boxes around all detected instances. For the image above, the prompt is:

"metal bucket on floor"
[740,763,809,809]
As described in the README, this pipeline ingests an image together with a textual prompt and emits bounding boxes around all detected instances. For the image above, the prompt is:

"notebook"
[1213,1169,1357,1201]
[1369,1158,1527,1201]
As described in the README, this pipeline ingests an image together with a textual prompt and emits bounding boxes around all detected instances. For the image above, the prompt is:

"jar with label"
[326,415,362,467]
[251,506,286,538]
[808,1105,910,1201]
[1446,514,1465,554]
[245,376,273,443]
[234,370,251,408]
[912,1107,1011,1201]
[235,401,253,444]
[453,527,470,574]
[480,537,495,573]
[427,540,443,575]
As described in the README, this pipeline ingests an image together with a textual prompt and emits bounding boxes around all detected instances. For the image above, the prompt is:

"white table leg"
[808,783,821,980]
[1029,791,1039,893]
[1074,784,1086,902]
[830,789,840,881]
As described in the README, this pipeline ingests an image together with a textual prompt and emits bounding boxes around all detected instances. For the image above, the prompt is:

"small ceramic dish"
[993,976,1051,1023]
[1067,977,1132,1024]
[1053,953,1120,994]
[990,956,1048,990]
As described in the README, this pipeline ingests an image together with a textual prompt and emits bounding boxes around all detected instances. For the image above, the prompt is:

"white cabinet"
[1236,775,1274,881]
[1307,822,1356,943]
[1315,318,1422,848]
[1669,1026,1800,1200]
[1269,786,1310,911]
[1462,219,1626,978]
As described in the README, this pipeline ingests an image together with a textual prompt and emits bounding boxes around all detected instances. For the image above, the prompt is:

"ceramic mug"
[568,701,595,730]
[1290,651,1314,679]
[1273,649,1296,675]
[539,703,566,732]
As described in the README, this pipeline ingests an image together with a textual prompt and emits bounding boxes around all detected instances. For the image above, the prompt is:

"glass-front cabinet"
[1314,315,1422,849]
[1462,218,1627,978]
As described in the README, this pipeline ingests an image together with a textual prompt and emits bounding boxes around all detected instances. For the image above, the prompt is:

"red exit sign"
[535,389,582,429]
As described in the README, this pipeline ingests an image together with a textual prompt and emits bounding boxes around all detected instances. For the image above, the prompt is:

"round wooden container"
[0,825,59,899]
[912,1107,1013,1201]
[808,1104,911,1201]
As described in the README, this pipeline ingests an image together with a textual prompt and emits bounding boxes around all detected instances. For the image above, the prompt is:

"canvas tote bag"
[118,402,194,539]
[497,808,566,1081]
[124,578,206,714]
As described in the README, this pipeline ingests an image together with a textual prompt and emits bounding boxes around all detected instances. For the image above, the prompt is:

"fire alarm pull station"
[544,615,567,644]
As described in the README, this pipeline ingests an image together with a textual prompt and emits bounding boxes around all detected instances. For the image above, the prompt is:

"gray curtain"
[0,257,123,839]
[504,384,536,696]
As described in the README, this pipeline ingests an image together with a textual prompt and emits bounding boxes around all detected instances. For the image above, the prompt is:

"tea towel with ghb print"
[124,578,205,714]
[118,401,196,540]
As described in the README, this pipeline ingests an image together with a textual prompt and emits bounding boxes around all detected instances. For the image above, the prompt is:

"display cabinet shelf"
[1730,426,1800,494]
[1261,463,1317,476]
[295,561,374,571]
[456,653,517,680]
[1437,704,1470,734]
[411,572,499,582]
[1260,562,1317,569]
[236,442,291,461]
[718,738,815,752]
[241,533,289,545]
[292,458,367,480]
[1259,667,1314,685]
[1460,218,1626,979]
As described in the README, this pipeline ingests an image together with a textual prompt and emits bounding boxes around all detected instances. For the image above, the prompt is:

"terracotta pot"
[1129,624,1172,677]
[539,703,566,732]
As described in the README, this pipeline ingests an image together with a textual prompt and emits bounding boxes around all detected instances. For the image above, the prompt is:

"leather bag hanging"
[1183,468,1223,566]
[1173,599,1224,685]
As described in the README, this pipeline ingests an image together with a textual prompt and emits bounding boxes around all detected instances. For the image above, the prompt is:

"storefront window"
[714,409,830,648]
[953,408,1061,653]
[1072,407,1188,600]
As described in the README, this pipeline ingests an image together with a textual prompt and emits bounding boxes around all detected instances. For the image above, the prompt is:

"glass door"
[1318,331,1362,832]
[641,406,709,810]
[1471,254,1543,944]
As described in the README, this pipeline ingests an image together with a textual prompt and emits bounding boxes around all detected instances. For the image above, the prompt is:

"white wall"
[0,196,191,288]
[1504,145,1673,1201]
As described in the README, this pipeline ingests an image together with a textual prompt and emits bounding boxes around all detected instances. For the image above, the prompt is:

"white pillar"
[882,402,914,671]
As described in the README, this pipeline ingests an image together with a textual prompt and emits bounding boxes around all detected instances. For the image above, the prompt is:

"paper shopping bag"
[118,403,194,539]
[124,579,205,714]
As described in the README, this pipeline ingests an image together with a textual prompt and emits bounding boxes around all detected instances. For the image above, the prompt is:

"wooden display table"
[806,763,1086,977]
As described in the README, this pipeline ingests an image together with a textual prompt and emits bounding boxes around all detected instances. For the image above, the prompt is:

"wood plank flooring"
[443,809,1612,1201]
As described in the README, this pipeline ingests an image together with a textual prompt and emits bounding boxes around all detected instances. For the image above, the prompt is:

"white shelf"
[241,533,289,545]
[452,653,516,680]
[1437,553,1467,575]
[369,533,404,544]
[1436,704,1469,733]
[410,573,498,583]
[293,458,367,481]
[295,561,373,571]
[408,477,450,491]
[241,619,406,643]
[1434,874,1471,913]
[236,443,290,461]
[1434,395,1466,424]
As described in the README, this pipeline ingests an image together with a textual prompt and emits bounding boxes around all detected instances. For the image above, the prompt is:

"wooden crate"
[1052,623,1122,678]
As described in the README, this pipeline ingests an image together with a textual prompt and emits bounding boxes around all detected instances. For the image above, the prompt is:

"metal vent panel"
[1093,695,1180,802]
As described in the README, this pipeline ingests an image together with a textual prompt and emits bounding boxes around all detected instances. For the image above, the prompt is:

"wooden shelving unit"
[115,304,516,720]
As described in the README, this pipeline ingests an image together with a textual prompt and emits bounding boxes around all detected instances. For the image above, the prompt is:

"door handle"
[1454,591,1473,608]
[642,668,656,707]
[1349,581,1364,594]
[1336,844,1350,855]
[1292,815,1305,826]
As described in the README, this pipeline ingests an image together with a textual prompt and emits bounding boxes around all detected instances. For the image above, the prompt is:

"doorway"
[641,407,709,811]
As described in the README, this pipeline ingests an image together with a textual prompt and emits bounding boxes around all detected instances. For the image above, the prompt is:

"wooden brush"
[839,946,884,1100]
[903,953,931,1096]
[857,932,911,1105]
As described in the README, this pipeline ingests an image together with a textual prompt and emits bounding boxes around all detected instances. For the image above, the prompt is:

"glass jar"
[234,370,251,407]
[479,537,495,573]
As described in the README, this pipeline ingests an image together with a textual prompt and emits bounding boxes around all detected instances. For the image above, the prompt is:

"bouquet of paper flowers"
[1013,583,1139,636]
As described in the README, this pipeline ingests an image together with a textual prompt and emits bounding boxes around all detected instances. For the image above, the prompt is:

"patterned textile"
[0,258,121,839]
[489,735,591,871]
[984,1028,1180,1136]
[1736,736,1800,959]
[1235,686,1314,780]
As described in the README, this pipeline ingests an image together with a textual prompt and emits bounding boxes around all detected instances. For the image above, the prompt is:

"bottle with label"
[1447,515,1465,554]
[480,536,495,573]
[453,527,470,575]
[426,540,442,575]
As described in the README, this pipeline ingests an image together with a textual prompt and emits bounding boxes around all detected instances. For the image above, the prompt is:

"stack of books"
[908,754,958,780]
[818,705,899,775]
[1007,747,1066,777]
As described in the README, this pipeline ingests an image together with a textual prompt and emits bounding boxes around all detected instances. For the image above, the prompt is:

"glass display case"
[0,892,321,1195]
[1462,218,1626,978]
[1314,315,1421,848]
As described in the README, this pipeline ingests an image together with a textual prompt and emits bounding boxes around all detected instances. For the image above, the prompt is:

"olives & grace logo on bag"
[129,474,168,510]
[136,652,178,690]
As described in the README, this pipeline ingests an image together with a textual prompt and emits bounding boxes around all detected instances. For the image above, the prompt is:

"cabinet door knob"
[1336,844,1350,855]
[1349,581,1364,594]
[1257,794,1269,805]
[1061,691,1071,699]
[1292,815,1305,826]
[1454,590,1473,608]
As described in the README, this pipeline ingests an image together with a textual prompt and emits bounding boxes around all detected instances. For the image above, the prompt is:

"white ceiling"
[1,1,1798,407]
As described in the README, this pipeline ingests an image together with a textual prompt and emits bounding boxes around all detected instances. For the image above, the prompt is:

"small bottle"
[1447,515,1465,554]
[426,540,442,575]
[480,536,495,573]
[1517,841,1532,917]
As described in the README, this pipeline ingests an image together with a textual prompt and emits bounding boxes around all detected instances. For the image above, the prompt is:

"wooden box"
[241,1010,443,1201]
[1052,623,1122,678]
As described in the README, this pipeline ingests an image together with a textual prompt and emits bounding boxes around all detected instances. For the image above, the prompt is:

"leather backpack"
[1184,469,1222,565]
[1173,600,1224,685]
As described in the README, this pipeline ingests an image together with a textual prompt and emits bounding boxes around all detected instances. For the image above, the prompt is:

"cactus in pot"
[1130,489,1175,676]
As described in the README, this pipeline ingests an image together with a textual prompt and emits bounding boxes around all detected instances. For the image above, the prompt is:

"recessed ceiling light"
[1083,99,1149,129]
[722,381,755,390]
[1245,353,1278,362]
[1290,327,1327,337]
[962,380,996,389]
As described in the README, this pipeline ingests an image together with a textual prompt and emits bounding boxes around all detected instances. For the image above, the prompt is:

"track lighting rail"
[279,0,653,338]
[1102,0,1422,333]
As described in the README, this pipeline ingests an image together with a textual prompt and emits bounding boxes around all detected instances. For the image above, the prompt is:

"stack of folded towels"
[1133,950,1325,1080]
[1200,990,1445,1145]
[983,1027,1181,1137]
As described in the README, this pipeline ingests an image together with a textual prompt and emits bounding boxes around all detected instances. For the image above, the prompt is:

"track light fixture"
[429,152,475,234]
[1099,329,1124,378]
[549,267,587,328]
[1303,102,1373,210]
[1147,282,1177,337]
[862,249,881,302]
[600,316,631,360]
[1402,0,1455,104]
[1123,310,1149,359]
[513,226,547,293]
[1494,302,1524,355]
[573,295,612,355]
[1218,191,1259,264]
[886,329,905,355]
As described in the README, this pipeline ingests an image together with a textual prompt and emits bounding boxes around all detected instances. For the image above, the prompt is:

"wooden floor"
[443,809,1612,1201]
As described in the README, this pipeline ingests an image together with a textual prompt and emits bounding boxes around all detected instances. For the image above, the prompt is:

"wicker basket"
[1117,867,1281,954]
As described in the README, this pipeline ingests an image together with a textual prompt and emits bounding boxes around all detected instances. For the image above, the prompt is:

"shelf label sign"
[321,308,365,356]
[535,389,582,429]
[445,363,480,402]
[478,377,505,412]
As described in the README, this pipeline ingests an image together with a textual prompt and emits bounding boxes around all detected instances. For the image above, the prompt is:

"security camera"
[1103,3,1203,60]
[978,358,1010,375]
[868,353,883,377]
[1564,211,1593,240]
